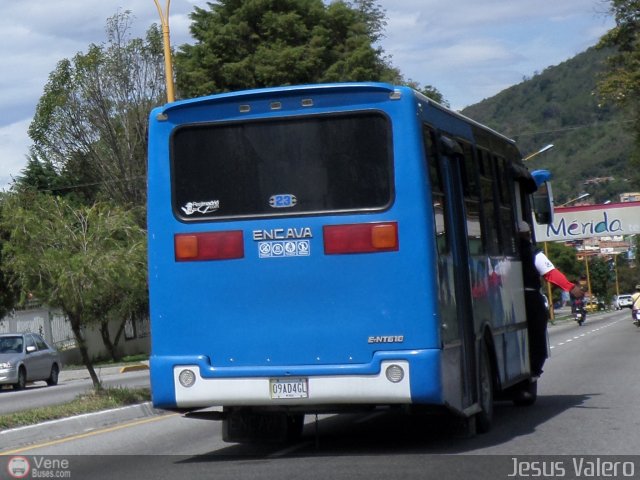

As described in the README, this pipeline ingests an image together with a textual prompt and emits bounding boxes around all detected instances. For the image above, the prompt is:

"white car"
[613,294,633,310]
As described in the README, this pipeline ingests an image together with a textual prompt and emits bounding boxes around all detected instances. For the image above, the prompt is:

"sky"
[0,0,615,190]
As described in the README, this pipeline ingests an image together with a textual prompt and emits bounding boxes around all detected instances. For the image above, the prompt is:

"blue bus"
[147,83,553,441]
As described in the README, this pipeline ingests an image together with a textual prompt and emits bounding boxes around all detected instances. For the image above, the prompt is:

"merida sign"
[534,201,640,242]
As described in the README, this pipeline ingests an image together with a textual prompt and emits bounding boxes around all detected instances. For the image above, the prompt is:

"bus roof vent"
[389,90,402,100]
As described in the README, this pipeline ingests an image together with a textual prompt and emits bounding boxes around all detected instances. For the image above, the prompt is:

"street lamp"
[523,144,554,161]
[153,0,175,103]
[559,192,590,207]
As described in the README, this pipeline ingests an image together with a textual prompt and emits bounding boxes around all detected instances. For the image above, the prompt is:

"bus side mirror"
[532,181,554,225]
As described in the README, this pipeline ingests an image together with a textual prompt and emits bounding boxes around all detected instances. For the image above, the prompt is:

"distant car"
[0,333,62,390]
[613,294,633,310]
[585,298,606,312]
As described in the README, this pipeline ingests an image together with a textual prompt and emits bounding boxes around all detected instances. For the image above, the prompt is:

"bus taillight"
[323,222,398,254]
[174,231,244,261]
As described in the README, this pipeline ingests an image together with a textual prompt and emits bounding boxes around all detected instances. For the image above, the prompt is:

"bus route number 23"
[269,194,298,209]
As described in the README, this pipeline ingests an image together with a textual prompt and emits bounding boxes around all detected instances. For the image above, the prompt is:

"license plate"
[269,378,308,399]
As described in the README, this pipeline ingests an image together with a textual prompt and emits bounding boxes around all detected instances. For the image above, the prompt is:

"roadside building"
[0,300,150,364]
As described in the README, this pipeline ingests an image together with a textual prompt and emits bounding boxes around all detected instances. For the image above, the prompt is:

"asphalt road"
[3,309,640,480]
[0,369,150,415]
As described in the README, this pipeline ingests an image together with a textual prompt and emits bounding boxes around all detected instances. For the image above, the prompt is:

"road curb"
[60,361,150,382]
[0,402,162,452]
[119,364,150,373]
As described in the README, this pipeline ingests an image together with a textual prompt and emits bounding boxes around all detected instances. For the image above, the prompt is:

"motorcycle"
[574,308,586,326]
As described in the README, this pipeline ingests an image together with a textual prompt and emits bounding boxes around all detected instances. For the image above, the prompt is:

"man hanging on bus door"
[518,220,584,378]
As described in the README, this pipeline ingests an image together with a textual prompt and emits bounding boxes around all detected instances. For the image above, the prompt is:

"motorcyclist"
[632,284,640,326]
[571,288,587,324]
[571,297,587,318]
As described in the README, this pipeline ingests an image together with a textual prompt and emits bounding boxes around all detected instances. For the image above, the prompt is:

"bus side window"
[518,183,533,254]
[423,126,449,255]
[495,156,517,255]
[460,142,482,256]
[477,149,500,256]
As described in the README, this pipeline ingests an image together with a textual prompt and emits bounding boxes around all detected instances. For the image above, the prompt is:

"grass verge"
[63,354,149,371]
[0,387,151,430]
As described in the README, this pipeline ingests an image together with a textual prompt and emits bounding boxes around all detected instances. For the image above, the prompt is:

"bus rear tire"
[476,344,494,433]
[513,379,538,407]
[285,414,304,443]
[222,409,304,444]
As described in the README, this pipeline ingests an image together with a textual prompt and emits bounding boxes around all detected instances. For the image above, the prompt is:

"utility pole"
[153,0,175,103]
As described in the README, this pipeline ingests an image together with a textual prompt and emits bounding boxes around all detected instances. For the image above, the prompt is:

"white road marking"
[549,319,624,350]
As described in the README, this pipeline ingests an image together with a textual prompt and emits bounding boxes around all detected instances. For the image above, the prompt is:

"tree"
[28,11,166,209]
[12,158,62,195]
[0,195,19,320]
[416,84,449,107]
[616,251,639,293]
[175,0,403,97]
[11,156,98,206]
[588,256,614,300]
[0,192,147,388]
[598,0,640,176]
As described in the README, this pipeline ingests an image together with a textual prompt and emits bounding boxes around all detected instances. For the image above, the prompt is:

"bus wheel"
[476,344,494,433]
[222,410,304,444]
[513,379,538,407]
[285,414,304,443]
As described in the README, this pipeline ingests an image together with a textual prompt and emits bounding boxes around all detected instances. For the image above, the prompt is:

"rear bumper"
[151,349,442,409]
[174,360,410,407]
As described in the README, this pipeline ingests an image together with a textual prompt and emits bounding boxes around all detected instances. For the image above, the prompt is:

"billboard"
[534,201,640,242]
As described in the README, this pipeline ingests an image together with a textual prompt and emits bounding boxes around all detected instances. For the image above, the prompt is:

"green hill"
[461,47,636,204]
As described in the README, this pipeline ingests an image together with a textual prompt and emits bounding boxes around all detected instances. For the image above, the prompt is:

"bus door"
[436,134,478,412]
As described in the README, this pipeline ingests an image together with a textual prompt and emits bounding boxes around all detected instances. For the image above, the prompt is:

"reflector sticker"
[181,200,220,216]
[258,240,310,258]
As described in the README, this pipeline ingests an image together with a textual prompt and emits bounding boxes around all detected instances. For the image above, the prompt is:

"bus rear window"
[171,112,393,220]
